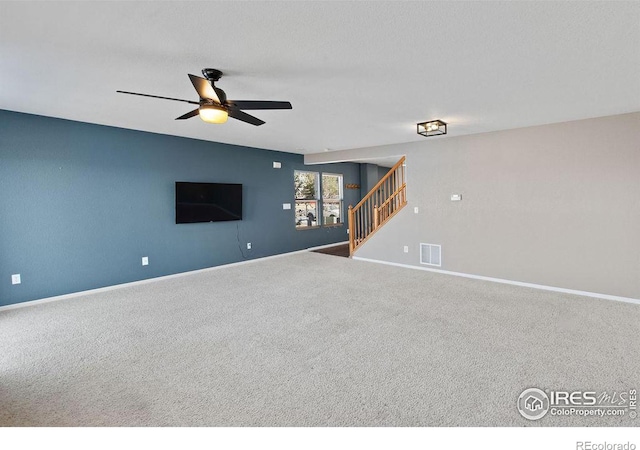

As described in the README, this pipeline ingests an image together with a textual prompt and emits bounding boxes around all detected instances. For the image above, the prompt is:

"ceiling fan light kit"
[417,119,447,137]
[117,68,292,127]
[199,104,228,124]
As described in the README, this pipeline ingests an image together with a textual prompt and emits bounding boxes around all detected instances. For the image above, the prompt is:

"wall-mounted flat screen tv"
[175,182,243,224]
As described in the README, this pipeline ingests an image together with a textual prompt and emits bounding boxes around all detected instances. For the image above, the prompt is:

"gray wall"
[331,112,640,299]
[0,110,358,306]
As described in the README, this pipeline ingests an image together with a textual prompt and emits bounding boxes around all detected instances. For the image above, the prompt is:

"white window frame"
[321,172,344,227]
[294,170,320,229]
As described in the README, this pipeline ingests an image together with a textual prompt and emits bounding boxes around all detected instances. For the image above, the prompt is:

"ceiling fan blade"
[188,74,220,103]
[175,108,200,120]
[116,90,199,105]
[228,108,265,126]
[226,101,292,110]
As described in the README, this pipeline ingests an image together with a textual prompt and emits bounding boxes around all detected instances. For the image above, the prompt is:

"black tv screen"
[175,182,243,224]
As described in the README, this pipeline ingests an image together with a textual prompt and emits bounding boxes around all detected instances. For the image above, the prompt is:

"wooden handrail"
[352,156,406,211]
[348,156,407,256]
[378,183,406,210]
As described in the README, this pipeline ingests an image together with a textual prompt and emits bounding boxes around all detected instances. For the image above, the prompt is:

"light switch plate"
[403,246,409,253]
[283,203,291,210]
[451,194,462,201]
[273,161,282,169]
[414,207,419,214]
[11,274,21,285]
[142,257,149,266]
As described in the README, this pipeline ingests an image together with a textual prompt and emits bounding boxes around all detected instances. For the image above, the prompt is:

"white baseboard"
[352,256,640,306]
[0,241,348,312]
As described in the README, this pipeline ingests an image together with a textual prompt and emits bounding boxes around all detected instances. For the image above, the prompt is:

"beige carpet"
[1,252,638,426]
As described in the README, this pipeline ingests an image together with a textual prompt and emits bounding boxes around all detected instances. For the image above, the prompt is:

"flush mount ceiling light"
[199,104,228,124]
[417,119,447,137]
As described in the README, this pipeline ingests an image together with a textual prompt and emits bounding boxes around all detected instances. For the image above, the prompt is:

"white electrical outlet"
[403,246,409,253]
[142,256,149,266]
[414,207,419,214]
[283,203,291,210]
[11,274,21,285]
[247,243,252,250]
[273,161,282,169]
[451,194,462,201]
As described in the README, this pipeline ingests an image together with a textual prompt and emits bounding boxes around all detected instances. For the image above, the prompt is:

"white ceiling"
[1,1,639,156]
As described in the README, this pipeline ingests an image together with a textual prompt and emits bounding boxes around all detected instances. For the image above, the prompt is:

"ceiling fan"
[117,68,292,126]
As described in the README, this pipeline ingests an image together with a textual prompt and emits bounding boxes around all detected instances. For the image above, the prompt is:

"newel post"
[348,205,354,256]
[373,205,379,229]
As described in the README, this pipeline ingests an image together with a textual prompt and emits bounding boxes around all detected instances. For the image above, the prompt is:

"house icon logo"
[525,395,543,411]
[517,388,550,420]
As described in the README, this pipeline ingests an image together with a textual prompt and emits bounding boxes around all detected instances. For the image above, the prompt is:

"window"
[322,173,343,225]
[294,171,344,229]
[294,171,319,228]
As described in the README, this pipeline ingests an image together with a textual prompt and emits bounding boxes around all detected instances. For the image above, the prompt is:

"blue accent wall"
[358,164,391,200]
[0,110,360,306]
[359,163,381,195]
[378,165,390,181]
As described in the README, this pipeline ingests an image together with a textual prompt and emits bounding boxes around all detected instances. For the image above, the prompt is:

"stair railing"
[348,156,407,256]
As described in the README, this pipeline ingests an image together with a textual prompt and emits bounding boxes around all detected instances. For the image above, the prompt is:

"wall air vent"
[420,243,442,267]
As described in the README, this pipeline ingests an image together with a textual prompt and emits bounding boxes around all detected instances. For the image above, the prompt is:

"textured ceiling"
[1,1,639,155]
